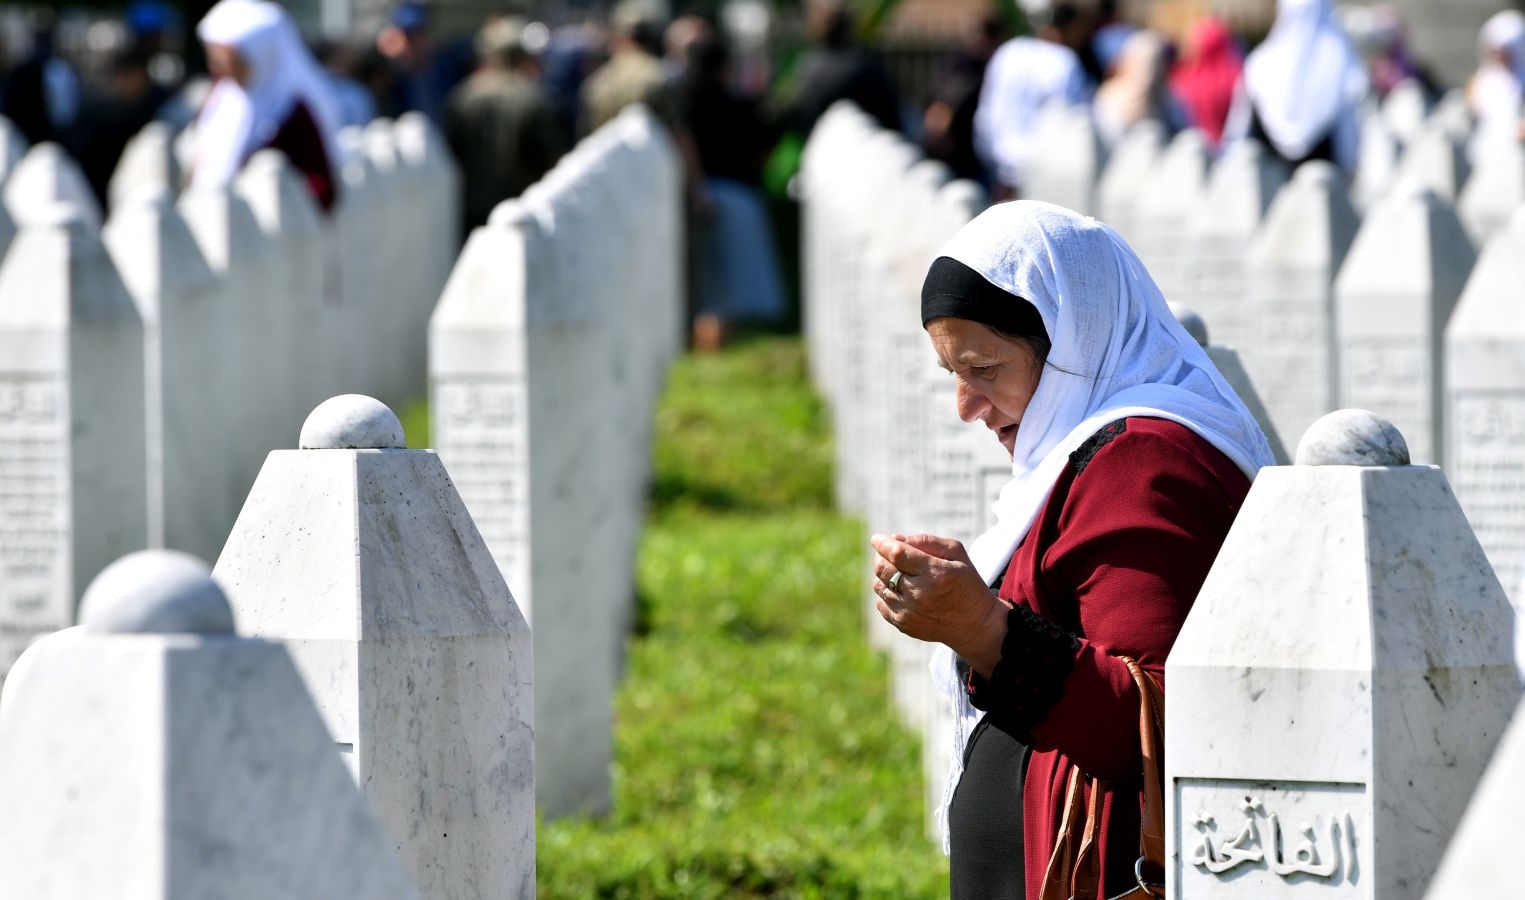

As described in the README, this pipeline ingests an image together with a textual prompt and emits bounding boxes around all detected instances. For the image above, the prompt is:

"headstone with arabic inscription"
[1181,140,1288,353]
[1445,206,1525,675]
[213,395,534,899]
[0,206,146,681]
[1166,409,1520,899]
[1334,186,1475,465]
[1240,162,1361,458]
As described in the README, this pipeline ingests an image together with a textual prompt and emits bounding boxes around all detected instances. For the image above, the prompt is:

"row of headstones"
[427,104,685,818]
[0,393,534,899]
[0,113,459,684]
[804,103,1525,897]
[799,102,1293,836]
[1025,99,1525,616]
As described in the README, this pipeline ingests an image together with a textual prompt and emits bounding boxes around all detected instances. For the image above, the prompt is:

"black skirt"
[948,712,1030,900]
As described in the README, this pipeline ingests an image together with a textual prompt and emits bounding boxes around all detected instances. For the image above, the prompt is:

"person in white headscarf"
[869,201,1272,899]
[973,7,1089,196]
[1223,0,1368,173]
[1468,10,1525,140]
[192,0,342,210]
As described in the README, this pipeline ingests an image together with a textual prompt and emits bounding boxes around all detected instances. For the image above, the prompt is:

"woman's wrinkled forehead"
[935,201,1119,345]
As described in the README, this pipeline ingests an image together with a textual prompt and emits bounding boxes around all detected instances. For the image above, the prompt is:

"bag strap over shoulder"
[1038,655,1166,900]
[1123,656,1165,895]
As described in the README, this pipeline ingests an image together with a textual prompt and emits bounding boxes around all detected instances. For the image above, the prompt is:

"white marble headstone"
[1169,303,1290,465]
[1022,105,1105,216]
[1096,119,1166,244]
[1130,128,1210,298]
[1240,162,1361,448]
[2,143,100,229]
[1456,135,1524,246]
[1181,140,1288,353]
[1334,186,1475,464]
[1391,124,1470,202]
[103,189,228,562]
[0,207,147,680]
[108,121,181,212]
[0,550,422,900]
[1424,696,1525,897]
[1445,206,1525,669]
[214,395,534,899]
[1167,410,1520,898]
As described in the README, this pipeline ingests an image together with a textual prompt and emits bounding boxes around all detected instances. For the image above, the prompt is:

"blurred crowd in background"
[1,0,1522,341]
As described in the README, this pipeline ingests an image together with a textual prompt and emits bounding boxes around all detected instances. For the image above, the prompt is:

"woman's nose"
[955,379,989,424]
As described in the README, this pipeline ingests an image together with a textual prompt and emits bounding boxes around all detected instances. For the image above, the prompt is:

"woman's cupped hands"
[869,533,1008,672]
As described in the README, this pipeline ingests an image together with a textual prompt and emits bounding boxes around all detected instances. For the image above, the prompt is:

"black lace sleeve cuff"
[965,604,1081,736]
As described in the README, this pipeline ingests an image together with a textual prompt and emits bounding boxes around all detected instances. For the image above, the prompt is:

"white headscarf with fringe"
[927,201,1274,850]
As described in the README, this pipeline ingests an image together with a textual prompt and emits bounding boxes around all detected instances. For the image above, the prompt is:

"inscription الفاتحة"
[1190,795,1356,882]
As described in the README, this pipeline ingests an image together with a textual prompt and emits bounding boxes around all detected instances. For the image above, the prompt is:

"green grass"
[537,336,948,899]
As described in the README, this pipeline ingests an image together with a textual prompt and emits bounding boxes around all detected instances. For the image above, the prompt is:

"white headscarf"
[1242,0,1368,162]
[973,37,1088,190]
[929,201,1275,849]
[1472,11,1525,131]
[192,0,341,188]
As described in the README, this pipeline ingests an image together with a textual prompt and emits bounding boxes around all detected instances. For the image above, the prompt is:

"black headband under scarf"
[921,256,1048,343]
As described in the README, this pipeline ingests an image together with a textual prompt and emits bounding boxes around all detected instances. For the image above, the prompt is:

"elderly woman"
[193,0,342,210]
[872,201,1272,900]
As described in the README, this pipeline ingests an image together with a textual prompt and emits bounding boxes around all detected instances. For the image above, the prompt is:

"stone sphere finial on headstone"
[1295,409,1411,466]
[78,550,235,635]
[299,394,406,449]
[1167,301,1209,346]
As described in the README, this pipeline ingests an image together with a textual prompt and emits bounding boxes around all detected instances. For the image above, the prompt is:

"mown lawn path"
[537,337,948,898]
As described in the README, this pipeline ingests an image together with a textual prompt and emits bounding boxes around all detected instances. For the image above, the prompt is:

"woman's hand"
[870,533,1009,676]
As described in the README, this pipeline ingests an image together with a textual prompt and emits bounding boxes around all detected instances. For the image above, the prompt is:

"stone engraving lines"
[0,375,67,670]
[1453,392,1525,592]
[433,377,528,588]
[1190,796,1354,880]
[1176,780,1364,897]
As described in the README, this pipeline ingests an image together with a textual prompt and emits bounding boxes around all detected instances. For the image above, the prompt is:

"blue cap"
[127,0,177,35]
[389,1,429,33]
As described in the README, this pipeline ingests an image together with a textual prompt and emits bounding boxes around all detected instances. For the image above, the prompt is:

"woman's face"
[207,43,249,87]
[927,317,1043,458]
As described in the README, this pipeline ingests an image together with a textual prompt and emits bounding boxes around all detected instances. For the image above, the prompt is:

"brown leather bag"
[1039,657,1165,900]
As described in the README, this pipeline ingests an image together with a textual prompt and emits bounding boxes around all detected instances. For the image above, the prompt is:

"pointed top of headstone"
[4,142,101,229]
[299,394,405,449]
[78,550,235,635]
[1168,302,1209,346]
[1294,159,1342,186]
[1295,409,1411,466]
